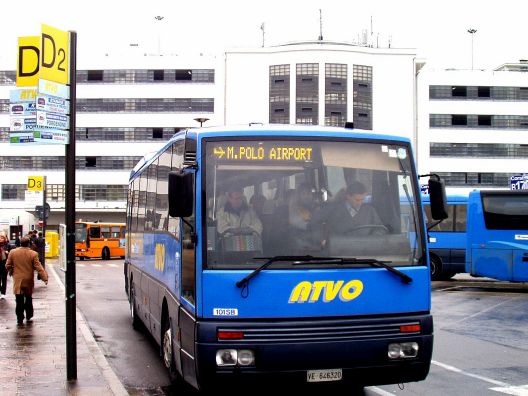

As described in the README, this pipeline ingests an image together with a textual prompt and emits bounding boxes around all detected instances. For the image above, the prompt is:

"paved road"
[63,261,528,395]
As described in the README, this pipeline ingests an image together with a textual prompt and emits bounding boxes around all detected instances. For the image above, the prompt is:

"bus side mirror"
[168,171,194,218]
[428,178,448,220]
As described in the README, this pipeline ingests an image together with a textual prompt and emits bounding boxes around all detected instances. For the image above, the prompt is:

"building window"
[296,63,318,125]
[87,70,104,81]
[152,128,163,139]
[451,86,467,97]
[451,115,467,126]
[269,64,290,124]
[77,98,214,113]
[478,86,491,97]
[175,70,192,81]
[434,172,515,188]
[85,157,97,168]
[325,63,347,127]
[1,184,26,200]
[153,70,164,81]
[430,143,528,158]
[353,65,372,130]
[478,115,492,126]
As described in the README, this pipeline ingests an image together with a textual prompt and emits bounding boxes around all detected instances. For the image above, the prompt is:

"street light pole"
[194,117,209,127]
[467,28,477,70]
[154,16,164,55]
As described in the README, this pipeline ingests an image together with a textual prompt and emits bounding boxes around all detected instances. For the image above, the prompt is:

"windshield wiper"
[293,257,413,284]
[235,255,334,288]
[235,255,412,288]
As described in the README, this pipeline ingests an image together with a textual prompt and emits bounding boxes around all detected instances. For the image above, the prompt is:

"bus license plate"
[307,368,343,382]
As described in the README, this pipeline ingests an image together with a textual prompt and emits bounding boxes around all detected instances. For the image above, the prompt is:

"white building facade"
[0,41,420,236]
[417,63,528,196]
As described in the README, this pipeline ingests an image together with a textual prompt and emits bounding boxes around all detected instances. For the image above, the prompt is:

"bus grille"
[218,321,420,343]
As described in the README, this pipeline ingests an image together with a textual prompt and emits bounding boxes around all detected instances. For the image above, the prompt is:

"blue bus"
[422,195,467,280]
[466,189,528,281]
[124,125,447,391]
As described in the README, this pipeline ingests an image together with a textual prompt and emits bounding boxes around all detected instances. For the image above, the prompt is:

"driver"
[216,186,263,237]
[329,181,387,236]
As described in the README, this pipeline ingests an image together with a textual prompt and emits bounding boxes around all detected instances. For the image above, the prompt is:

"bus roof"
[421,194,468,203]
[75,221,125,226]
[130,124,413,182]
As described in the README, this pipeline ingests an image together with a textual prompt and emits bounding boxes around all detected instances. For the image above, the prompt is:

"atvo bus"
[124,125,447,391]
[466,190,528,281]
[422,195,467,280]
[75,222,126,260]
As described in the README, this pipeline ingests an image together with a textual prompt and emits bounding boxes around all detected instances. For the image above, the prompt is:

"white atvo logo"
[514,234,528,240]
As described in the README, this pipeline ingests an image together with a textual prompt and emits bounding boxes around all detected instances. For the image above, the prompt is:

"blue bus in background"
[466,190,528,281]
[422,195,467,280]
[124,125,447,391]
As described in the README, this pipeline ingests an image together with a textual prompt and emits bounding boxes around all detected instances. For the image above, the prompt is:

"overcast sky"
[1,0,526,69]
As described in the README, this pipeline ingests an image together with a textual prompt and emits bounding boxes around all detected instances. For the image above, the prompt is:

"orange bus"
[75,222,126,260]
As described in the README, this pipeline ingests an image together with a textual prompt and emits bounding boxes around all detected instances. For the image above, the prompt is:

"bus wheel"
[162,317,180,383]
[430,256,443,281]
[102,247,110,260]
[130,282,141,330]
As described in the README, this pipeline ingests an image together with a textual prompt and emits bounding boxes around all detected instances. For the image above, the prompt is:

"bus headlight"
[237,350,255,366]
[388,342,418,359]
[216,349,237,366]
[216,349,255,367]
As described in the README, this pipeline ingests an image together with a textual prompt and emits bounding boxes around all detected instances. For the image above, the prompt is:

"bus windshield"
[204,139,423,269]
[482,192,528,230]
[75,223,87,243]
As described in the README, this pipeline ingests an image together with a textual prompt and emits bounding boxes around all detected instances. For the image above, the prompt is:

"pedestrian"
[0,232,8,300]
[36,232,45,269]
[14,233,21,247]
[5,236,48,325]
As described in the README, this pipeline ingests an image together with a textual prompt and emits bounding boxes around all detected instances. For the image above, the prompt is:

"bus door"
[177,169,198,387]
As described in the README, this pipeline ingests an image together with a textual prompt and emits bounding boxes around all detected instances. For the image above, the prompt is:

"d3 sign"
[28,176,44,191]
[40,24,69,85]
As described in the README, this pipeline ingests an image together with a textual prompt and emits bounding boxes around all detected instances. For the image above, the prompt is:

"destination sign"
[212,144,313,162]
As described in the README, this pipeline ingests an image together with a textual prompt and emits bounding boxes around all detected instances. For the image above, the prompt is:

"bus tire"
[430,256,443,281]
[130,281,141,330]
[161,315,181,384]
[102,247,110,260]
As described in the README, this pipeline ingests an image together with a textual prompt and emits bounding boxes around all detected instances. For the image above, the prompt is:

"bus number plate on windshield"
[307,368,342,382]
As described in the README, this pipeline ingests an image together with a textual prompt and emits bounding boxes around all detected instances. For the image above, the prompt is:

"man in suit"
[5,236,48,325]
[328,181,387,236]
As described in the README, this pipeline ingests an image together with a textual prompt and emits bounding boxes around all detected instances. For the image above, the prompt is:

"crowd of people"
[0,230,48,325]
[213,180,387,254]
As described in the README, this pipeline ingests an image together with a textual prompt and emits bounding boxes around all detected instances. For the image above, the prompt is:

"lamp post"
[194,117,209,127]
[467,28,477,70]
[155,16,164,55]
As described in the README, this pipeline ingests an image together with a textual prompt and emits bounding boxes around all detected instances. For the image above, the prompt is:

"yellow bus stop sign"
[40,24,69,85]
[16,36,40,87]
[28,176,44,191]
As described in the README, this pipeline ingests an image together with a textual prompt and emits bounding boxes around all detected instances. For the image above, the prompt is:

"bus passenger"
[217,187,263,237]
[328,181,387,236]
[287,183,324,251]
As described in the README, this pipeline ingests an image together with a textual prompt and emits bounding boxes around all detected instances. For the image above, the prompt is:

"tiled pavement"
[0,262,128,395]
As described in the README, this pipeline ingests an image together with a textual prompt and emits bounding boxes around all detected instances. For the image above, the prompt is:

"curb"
[48,264,129,396]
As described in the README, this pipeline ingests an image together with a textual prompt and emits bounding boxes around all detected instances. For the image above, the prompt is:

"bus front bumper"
[194,314,433,389]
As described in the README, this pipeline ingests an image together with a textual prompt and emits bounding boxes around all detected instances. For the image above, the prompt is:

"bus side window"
[89,226,101,238]
[111,226,121,238]
[102,226,111,238]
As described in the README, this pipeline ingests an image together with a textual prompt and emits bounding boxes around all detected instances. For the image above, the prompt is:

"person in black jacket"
[327,181,388,236]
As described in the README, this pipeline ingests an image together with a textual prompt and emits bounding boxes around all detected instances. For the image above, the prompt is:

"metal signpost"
[10,24,78,381]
